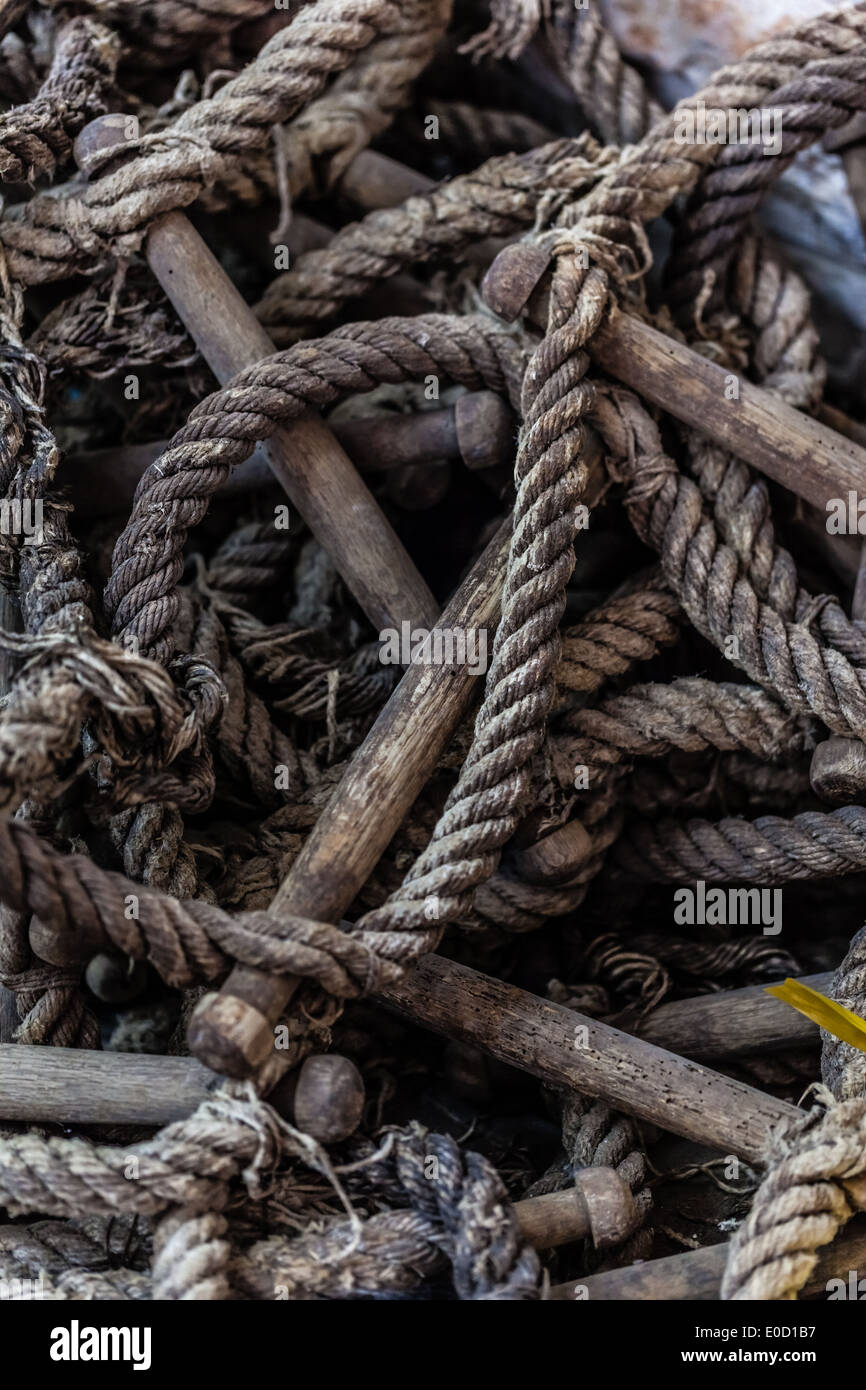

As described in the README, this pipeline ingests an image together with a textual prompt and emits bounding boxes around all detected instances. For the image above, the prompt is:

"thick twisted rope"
[0,1219,148,1300]
[258,0,451,205]
[557,678,812,777]
[104,313,524,664]
[77,0,276,65]
[678,241,866,665]
[670,4,866,316]
[203,519,296,610]
[823,926,866,1103]
[0,17,119,183]
[556,571,682,696]
[0,1088,289,1219]
[362,4,866,960]
[461,0,662,146]
[616,805,866,884]
[416,101,557,163]
[0,813,400,997]
[0,1097,540,1300]
[355,258,608,941]
[256,136,617,343]
[722,1099,866,1300]
[546,0,664,148]
[594,387,866,739]
[0,0,444,283]
[340,1129,540,1299]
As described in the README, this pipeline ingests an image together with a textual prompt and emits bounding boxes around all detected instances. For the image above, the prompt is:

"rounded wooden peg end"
[287,1053,365,1143]
[29,913,98,968]
[85,951,148,1004]
[574,1166,638,1250]
[511,820,594,885]
[73,112,137,175]
[455,391,515,472]
[481,242,551,322]
[187,992,273,1079]
[809,735,866,804]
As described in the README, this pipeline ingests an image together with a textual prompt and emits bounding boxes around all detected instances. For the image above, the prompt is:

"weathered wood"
[68,391,518,517]
[0,1044,224,1124]
[338,149,434,209]
[0,1041,628,1250]
[146,210,438,632]
[511,820,594,885]
[638,973,827,1060]
[378,956,798,1166]
[481,241,866,515]
[513,1167,637,1251]
[74,116,438,635]
[0,965,822,1125]
[188,520,513,1077]
[0,988,16,1046]
[590,313,866,515]
[284,1053,365,1144]
[0,1043,364,1141]
[84,951,148,1004]
[482,242,550,321]
[0,590,20,713]
[549,1219,866,1299]
[819,401,866,451]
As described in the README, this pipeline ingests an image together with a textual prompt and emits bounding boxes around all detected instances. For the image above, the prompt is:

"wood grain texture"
[146,210,438,633]
[0,965,821,1122]
[0,1045,222,1124]
[550,1219,866,1299]
[378,955,798,1166]
[188,520,513,1076]
[589,311,866,514]
[479,238,866,512]
[638,972,827,1060]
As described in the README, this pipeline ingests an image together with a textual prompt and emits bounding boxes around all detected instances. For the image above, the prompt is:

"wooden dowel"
[84,951,147,1004]
[590,312,866,516]
[338,149,435,210]
[0,589,20,707]
[67,391,518,518]
[74,116,438,635]
[0,1041,633,1250]
[513,1167,637,1251]
[819,401,866,452]
[378,956,798,1166]
[323,148,866,495]
[0,1044,363,1142]
[268,1051,365,1143]
[188,519,513,1077]
[510,820,594,885]
[481,242,866,515]
[0,964,812,1152]
[67,439,276,519]
[637,972,827,1060]
[0,949,825,1246]
[145,210,438,632]
[0,1044,224,1125]
[549,1218,866,1299]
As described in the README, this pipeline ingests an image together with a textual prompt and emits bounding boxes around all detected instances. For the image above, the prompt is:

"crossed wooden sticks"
[51,117,863,1190]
